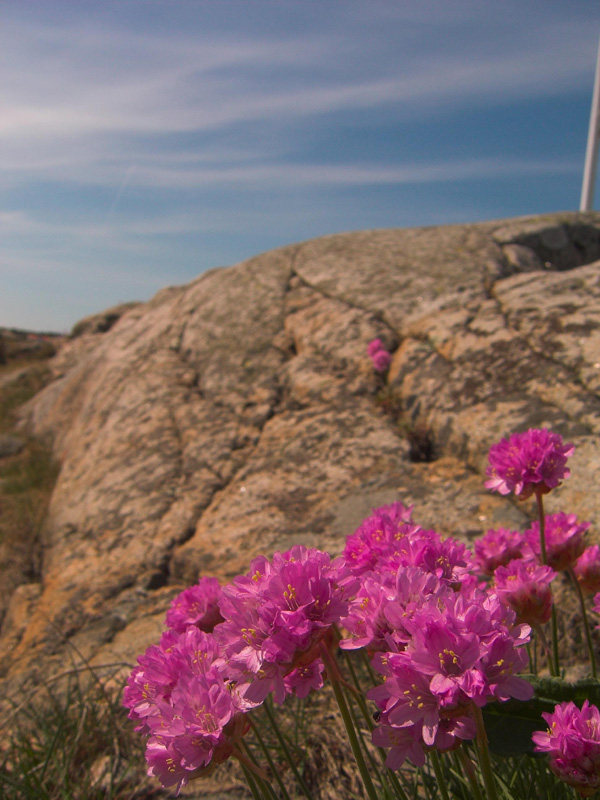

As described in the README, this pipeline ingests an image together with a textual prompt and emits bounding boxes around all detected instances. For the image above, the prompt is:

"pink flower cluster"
[485,428,574,499]
[533,701,600,796]
[123,424,595,793]
[124,546,356,791]
[123,626,250,790]
[214,545,357,704]
[339,503,532,768]
[367,338,391,372]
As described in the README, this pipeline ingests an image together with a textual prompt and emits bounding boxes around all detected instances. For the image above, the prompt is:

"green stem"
[248,719,293,800]
[526,641,535,675]
[533,623,558,678]
[320,642,380,800]
[429,750,451,800]
[536,490,560,676]
[263,697,313,799]
[535,490,548,565]
[240,762,267,800]
[569,567,598,679]
[341,651,409,800]
[457,747,485,800]
[472,704,499,800]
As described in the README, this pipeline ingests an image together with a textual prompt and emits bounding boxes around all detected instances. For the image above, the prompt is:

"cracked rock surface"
[1,211,600,707]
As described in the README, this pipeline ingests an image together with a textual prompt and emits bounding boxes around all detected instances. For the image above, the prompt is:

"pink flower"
[215,546,357,703]
[341,503,414,576]
[367,338,384,357]
[533,700,600,796]
[283,659,325,699]
[473,528,527,576]
[371,349,391,372]
[494,560,556,626]
[123,628,251,793]
[574,545,600,595]
[367,582,531,770]
[371,722,426,770]
[485,428,574,499]
[367,339,392,372]
[165,577,223,634]
[525,512,589,572]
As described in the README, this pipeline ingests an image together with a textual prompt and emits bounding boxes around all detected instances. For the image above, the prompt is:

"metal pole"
[580,35,600,211]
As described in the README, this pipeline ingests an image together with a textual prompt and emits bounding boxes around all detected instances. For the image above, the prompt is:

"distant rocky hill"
[1,211,600,716]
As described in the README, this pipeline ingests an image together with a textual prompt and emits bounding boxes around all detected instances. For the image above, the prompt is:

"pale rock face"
[1,211,600,709]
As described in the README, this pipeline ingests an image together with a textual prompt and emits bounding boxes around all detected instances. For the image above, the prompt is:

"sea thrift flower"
[215,546,357,703]
[485,428,574,499]
[533,700,600,796]
[494,560,556,626]
[473,528,527,576]
[341,567,447,652]
[371,349,391,372]
[368,583,532,770]
[525,512,589,572]
[342,503,414,575]
[165,577,223,633]
[367,339,391,372]
[123,628,252,792]
[574,545,600,595]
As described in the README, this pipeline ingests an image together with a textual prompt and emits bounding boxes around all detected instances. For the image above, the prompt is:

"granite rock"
[2,211,600,720]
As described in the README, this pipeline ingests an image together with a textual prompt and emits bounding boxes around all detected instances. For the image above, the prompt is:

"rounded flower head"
[494,559,556,626]
[215,545,357,703]
[473,528,526,576]
[123,627,251,793]
[574,545,600,595]
[367,338,384,357]
[367,339,392,372]
[342,503,414,576]
[533,700,600,796]
[165,577,223,634]
[525,512,589,572]
[485,428,574,499]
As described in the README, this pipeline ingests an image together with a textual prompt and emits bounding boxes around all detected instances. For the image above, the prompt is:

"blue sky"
[2,1,600,332]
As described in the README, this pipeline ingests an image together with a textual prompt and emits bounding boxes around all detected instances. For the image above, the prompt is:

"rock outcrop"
[2,211,600,709]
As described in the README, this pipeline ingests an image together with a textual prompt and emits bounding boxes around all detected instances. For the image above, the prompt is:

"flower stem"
[533,623,558,677]
[429,750,451,800]
[247,719,293,800]
[457,747,485,800]
[262,697,313,799]
[536,490,560,675]
[240,761,270,800]
[320,642,380,800]
[535,490,548,565]
[568,567,598,679]
[472,704,499,800]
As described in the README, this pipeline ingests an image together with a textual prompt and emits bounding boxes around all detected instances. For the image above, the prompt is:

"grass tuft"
[0,665,160,800]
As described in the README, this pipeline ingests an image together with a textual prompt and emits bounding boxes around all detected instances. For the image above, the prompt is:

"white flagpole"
[580,35,600,211]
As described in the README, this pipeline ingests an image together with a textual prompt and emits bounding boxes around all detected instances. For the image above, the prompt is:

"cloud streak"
[1,0,598,331]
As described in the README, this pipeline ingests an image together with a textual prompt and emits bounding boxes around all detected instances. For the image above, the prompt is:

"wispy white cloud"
[1,0,598,331]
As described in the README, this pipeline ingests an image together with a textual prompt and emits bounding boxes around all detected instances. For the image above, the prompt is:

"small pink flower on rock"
[367,339,392,372]
[367,338,384,357]
[485,428,574,500]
